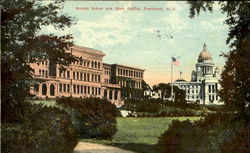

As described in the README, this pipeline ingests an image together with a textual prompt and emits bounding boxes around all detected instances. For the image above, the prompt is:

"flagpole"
[171,57,173,101]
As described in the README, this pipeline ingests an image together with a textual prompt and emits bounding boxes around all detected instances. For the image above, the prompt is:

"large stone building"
[173,43,223,105]
[29,45,145,106]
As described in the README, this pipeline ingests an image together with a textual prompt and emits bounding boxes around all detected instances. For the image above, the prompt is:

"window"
[87,74,90,81]
[81,86,83,93]
[59,83,62,92]
[73,72,75,79]
[98,75,101,82]
[84,86,87,94]
[67,84,70,93]
[76,72,79,80]
[77,85,80,94]
[63,84,66,92]
[67,71,70,79]
[95,75,97,82]
[73,85,76,93]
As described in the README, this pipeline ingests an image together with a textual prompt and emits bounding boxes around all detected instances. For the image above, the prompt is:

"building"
[172,43,223,105]
[29,45,145,106]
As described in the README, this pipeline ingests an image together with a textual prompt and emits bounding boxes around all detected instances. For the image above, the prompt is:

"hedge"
[1,103,77,153]
[56,97,118,139]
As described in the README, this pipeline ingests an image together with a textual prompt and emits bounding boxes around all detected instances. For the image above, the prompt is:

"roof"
[198,43,212,61]
[175,79,187,82]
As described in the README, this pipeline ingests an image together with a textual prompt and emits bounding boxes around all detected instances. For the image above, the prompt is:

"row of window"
[187,89,199,94]
[59,83,101,96]
[186,94,219,101]
[59,70,101,83]
[187,95,201,99]
[208,84,218,93]
[104,79,110,84]
[39,69,48,76]
[37,60,48,66]
[104,70,111,75]
[180,84,200,89]
[118,80,142,88]
[73,57,101,70]
[117,68,143,78]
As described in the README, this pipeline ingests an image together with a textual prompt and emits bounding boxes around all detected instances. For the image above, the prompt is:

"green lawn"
[29,100,56,107]
[81,117,201,153]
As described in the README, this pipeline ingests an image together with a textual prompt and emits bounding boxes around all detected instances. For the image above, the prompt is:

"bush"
[124,99,161,113]
[222,124,249,153]
[1,103,77,153]
[157,113,245,153]
[56,97,118,139]
[157,120,208,153]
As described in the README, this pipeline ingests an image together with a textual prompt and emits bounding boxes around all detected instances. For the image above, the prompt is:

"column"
[112,89,115,101]
[38,83,42,97]
[46,83,50,97]
[107,89,110,100]
[117,90,121,100]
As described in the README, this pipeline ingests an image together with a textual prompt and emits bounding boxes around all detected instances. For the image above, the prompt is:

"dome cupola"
[198,43,212,62]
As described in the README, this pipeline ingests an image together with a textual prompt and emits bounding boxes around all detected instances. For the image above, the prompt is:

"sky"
[41,1,230,87]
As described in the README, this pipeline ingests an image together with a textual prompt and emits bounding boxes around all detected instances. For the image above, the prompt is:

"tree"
[153,83,186,106]
[187,1,250,119]
[1,0,77,122]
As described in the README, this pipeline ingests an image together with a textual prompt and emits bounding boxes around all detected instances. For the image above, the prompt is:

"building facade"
[173,43,223,105]
[30,45,145,106]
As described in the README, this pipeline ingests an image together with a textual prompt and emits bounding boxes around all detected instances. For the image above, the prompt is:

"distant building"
[29,45,145,106]
[173,43,223,105]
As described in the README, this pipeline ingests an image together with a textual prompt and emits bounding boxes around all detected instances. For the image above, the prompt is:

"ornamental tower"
[195,43,215,82]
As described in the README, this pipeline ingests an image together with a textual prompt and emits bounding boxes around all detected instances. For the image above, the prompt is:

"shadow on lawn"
[107,143,159,153]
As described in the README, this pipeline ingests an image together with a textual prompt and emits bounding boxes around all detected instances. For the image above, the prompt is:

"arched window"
[95,61,97,68]
[114,90,118,100]
[109,90,113,100]
[104,90,108,98]
[42,84,47,95]
[50,84,55,96]
[34,84,39,93]
[98,62,100,69]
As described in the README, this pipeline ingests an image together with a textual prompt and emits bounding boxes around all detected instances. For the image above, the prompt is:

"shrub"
[56,97,118,139]
[1,103,77,153]
[157,113,245,153]
[222,124,249,153]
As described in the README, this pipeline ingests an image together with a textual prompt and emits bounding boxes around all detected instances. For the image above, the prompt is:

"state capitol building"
[173,43,223,105]
[30,45,145,106]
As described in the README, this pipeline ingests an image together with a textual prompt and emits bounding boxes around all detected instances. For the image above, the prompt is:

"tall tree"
[1,0,77,121]
[153,83,186,106]
[187,1,250,118]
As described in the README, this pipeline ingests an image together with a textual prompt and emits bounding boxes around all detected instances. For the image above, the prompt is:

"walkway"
[74,142,136,153]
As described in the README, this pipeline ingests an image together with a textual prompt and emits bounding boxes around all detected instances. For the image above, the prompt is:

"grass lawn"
[29,99,56,107]
[81,117,201,153]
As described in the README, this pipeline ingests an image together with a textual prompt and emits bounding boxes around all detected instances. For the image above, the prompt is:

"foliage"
[222,123,249,153]
[124,98,161,113]
[187,1,250,119]
[157,113,246,153]
[153,83,187,107]
[56,97,118,139]
[1,103,77,153]
[1,0,77,122]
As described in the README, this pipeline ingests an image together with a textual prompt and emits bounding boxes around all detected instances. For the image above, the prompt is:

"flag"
[172,57,180,66]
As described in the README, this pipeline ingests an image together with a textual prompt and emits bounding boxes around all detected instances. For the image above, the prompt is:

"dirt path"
[74,142,136,153]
